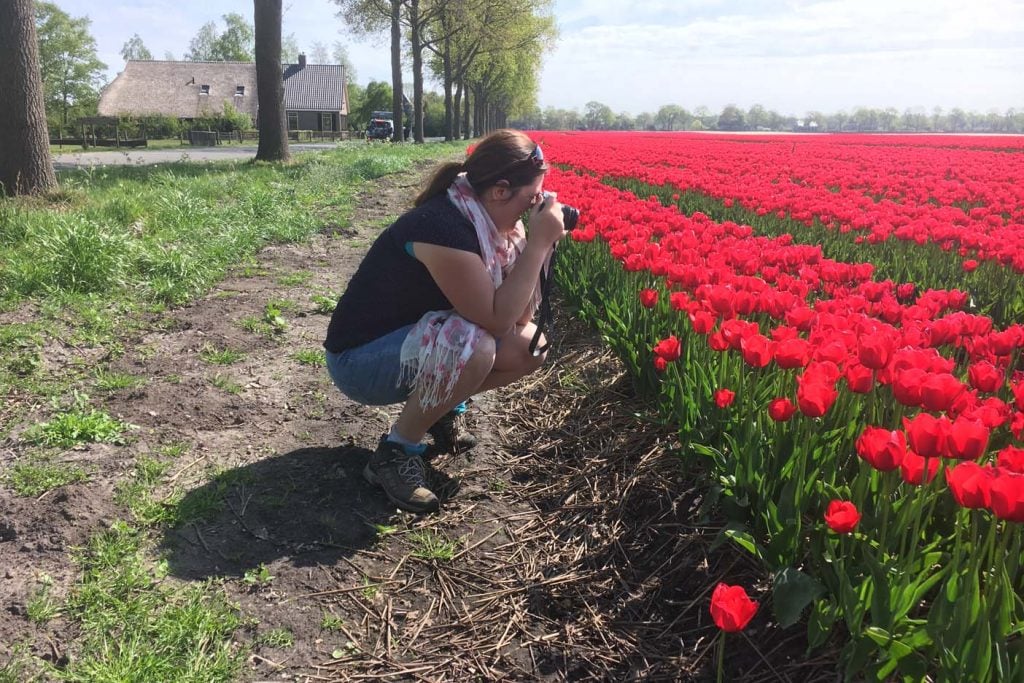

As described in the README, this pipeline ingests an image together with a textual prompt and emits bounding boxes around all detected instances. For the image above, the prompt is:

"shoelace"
[396,455,428,486]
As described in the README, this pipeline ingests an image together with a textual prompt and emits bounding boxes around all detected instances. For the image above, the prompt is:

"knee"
[467,331,497,375]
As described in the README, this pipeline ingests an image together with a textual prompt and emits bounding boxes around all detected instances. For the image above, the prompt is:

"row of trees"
[333,0,557,142]
[514,101,1024,134]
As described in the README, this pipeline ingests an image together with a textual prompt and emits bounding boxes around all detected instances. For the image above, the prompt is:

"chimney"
[298,53,306,68]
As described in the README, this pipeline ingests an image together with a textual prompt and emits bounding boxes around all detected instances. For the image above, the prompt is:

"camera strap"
[528,250,555,357]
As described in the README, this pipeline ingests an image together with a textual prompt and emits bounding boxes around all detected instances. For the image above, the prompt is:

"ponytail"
[414,161,464,206]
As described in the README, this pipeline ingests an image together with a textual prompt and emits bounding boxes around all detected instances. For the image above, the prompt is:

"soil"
[0,159,838,681]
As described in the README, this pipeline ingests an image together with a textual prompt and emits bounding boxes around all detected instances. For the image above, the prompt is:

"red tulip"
[653,335,682,362]
[858,332,895,370]
[740,334,773,368]
[709,583,758,632]
[902,413,950,459]
[768,397,797,422]
[989,472,1024,522]
[946,461,992,509]
[773,338,811,369]
[968,361,1003,394]
[844,361,875,394]
[900,450,940,485]
[824,500,861,533]
[856,426,906,471]
[714,388,736,408]
[945,416,990,461]
[997,446,1024,474]
[891,367,927,408]
[919,373,966,413]
[689,310,715,335]
[796,379,838,418]
[639,289,659,308]
[653,356,668,373]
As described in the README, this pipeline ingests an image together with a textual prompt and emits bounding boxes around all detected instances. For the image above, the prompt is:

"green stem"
[717,631,726,683]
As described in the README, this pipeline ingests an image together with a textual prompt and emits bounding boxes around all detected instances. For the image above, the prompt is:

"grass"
[311,293,337,314]
[256,628,294,649]
[93,368,144,392]
[199,344,245,365]
[25,576,61,624]
[408,529,460,562]
[242,564,274,588]
[24,406,131,447]
[209,373,243,394]
[291,349,326,366]
[5,455,89,497]
[55,521,243,681]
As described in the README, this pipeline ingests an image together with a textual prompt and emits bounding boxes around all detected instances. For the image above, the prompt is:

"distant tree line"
[512,101,1024,134]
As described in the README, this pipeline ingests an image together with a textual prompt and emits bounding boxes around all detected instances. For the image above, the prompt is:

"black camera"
[540,192,580,230]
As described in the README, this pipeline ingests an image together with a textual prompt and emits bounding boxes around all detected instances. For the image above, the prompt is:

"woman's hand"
[528,193,567,248]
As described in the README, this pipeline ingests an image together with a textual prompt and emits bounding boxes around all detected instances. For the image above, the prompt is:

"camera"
[540,192,580,230]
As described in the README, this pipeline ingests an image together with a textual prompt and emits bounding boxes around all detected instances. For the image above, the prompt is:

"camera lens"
[561,205,579,231]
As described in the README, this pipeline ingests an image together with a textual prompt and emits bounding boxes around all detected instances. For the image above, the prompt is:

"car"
[366,118,394,141]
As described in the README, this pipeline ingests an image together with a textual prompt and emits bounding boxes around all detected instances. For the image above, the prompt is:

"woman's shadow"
[159,443,457,580]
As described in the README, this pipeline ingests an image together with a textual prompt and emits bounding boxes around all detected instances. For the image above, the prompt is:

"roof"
[98,61,259,119]
[98,60,348,119]
[282,63,348,114]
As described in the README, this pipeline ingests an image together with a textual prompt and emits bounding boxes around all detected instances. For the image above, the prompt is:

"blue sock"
[452,401,468,416]
[387,427,427,456]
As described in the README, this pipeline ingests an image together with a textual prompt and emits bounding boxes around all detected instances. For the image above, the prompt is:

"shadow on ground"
[160,444,398,580]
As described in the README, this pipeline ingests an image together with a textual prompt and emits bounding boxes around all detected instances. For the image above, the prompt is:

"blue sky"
[57,0,1024,117]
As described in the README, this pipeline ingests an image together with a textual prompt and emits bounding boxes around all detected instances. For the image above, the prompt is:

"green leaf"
[773,567,826,628]
[807,599,837,650]
[710,522,764,561]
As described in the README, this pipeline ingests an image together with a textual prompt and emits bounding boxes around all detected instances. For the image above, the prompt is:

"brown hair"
[414,129,548,206]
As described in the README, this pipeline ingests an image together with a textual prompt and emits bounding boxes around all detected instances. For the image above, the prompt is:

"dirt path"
[2,159,832,681]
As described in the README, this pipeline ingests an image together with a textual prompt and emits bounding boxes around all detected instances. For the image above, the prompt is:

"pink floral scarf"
[398,174,535,410]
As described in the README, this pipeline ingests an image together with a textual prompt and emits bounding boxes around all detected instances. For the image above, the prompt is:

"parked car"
[366,118,394,141]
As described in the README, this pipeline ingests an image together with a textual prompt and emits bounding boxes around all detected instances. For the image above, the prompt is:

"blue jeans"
[326,325,414,406]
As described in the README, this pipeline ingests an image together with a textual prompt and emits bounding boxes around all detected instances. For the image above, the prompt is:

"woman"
[324,129,567,513]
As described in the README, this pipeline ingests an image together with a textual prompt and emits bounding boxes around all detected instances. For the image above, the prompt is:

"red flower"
[714,388,736,408]
[900,450,940,485]
[997,446,1024,474]
[968,361,1003,394]
[902,413,950,459]
[639,289,659,308]
[858,332,895,370]
[946,461,992,509]
[768,397,797,422]
[796,379,838,418]
[989,472,1024,522]
[740,334,773,368]
[919,373,966,413]
[945,416,990,461]
[844,361,875,394]
[653,356,668,373]
[891,367,927,408]
[709,583,758,632]
[773,338,811,369]
[689,309,715,335]
[824,500,861,534]
[653,335,682,362]
[856,426,906,471]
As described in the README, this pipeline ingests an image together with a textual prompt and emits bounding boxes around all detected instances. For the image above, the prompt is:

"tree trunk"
[442,33,453,141]
[461,85,470,139]
[0,0,58,196]
[409,0,424,143]
[452,79,462,140]
[254,0,290,162]
[390,0,403,142]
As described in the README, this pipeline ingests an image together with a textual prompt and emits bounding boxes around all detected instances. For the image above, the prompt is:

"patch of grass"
[408,529,459,562]
[276,270,312,286]
[311,293,337,314]
[320,613,344,632]
[58,521,244,681]
[24,406,131,447]
[199,344,245,365]
[360,575,380,600]
[0,644,35,683]
[94,368,144,392]
[6,456,88,497]
[158,441,189,458]
[242,564,274,588]
[114,455,174,525]
[25,575,60,624]
[256,628,294,649]
[291,349,326,367]
[262,301,288,334]
[209,373,243,394]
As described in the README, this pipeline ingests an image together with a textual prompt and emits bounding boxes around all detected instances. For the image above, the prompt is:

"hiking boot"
[427,408,478,454]
[363,438,439,513]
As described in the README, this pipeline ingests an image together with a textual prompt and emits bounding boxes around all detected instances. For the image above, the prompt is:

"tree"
[0,0,58,195]
[583,101,613,130]
[309,41,329,64]
[186,14,255,61]
[655,104,687,131]
[35,2,107,134]
[332,41,358,82]
[254,0,289,161]
[718,104,745,131]
[281,32,300,62]
[121,33,153,61]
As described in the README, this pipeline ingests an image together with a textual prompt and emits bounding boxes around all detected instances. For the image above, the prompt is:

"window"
[235,85,245,96]
[321,113,333,131]
[287,112,299,130]
[200,84,210,95]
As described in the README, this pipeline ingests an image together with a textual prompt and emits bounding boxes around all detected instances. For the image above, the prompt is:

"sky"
[57,0,1024,118]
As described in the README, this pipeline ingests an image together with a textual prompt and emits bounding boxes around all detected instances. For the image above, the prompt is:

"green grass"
[311,293,337,314]
[24,406,131,447]
[25,576,60,624]
[242,564,274,588]
[94,368,144,392]
[408,529,460,562]
[5,456,89,496]
[291,349,326,367]
[199,344,245,365]
[256,628,294,649]
[209,373,243,394]
[56,521,243,681]
[276,270,312,286]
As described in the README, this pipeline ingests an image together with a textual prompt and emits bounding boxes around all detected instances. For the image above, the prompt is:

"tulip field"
[534,131,1024,681]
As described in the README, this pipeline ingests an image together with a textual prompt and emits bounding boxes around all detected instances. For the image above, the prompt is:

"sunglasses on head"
[528,144,545,168]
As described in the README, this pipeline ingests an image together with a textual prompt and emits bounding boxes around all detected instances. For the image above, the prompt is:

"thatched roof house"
[98,55,348,131]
